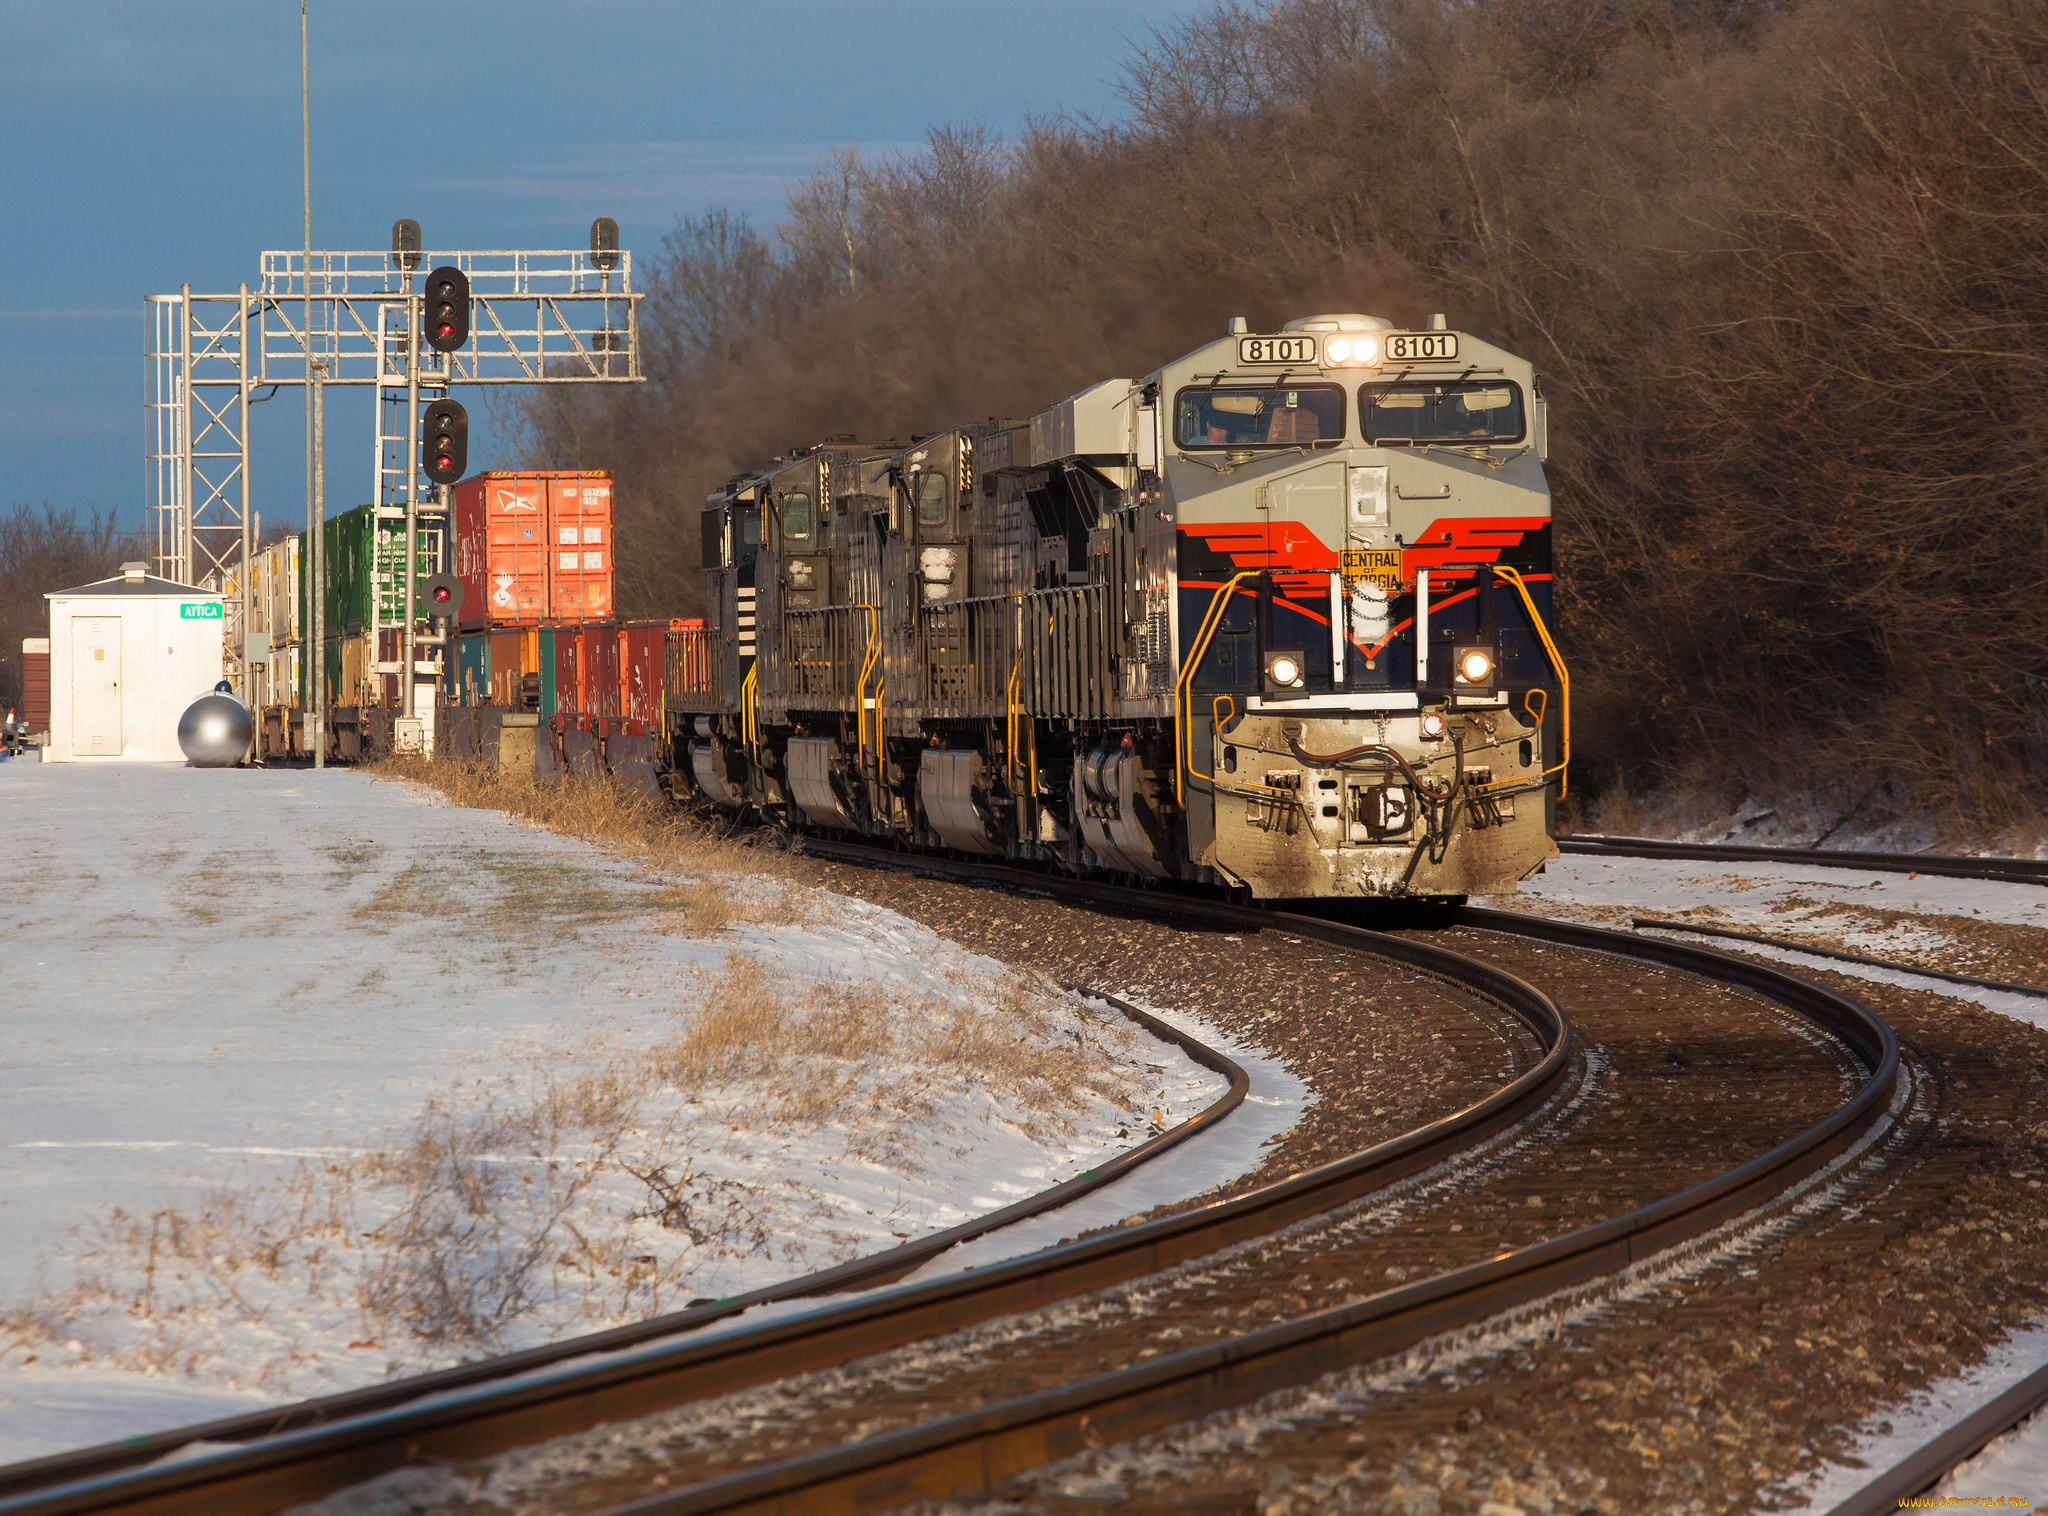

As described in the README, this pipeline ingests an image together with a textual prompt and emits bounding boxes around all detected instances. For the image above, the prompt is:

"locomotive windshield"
[1175,385,1346,449]
[780,491,813,541]
[1361,381,1525,444]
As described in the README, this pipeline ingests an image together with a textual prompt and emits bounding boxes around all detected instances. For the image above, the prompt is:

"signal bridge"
[143,219,644,749]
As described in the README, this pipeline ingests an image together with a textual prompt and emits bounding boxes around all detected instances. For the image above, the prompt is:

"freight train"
[662,313,1567,900]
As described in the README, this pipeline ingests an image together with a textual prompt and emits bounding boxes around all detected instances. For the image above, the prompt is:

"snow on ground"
[1574,787,2048,860]
[0,760,1256,1463]
[1510,850,2048,938]
[1506,847,2048,1506]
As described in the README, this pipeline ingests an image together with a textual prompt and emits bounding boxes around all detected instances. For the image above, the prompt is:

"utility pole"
[402,274,419,723]
[302,0,323,768]
[311,359,326,769]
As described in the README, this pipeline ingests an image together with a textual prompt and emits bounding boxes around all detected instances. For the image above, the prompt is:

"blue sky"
[0,0,1195,530]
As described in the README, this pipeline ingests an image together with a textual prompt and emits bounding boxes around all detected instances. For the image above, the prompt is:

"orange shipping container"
[453,470,612,627]
[551,477,614,622]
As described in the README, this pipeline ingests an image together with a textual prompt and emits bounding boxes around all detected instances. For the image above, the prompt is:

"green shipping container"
[298,505,443,641]
[537,626,558,717]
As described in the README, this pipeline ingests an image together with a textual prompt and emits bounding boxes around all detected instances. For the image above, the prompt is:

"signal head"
[422,265,470,352]
[420,397,469,486]
[391,218,422,271]
[590,216,620,272]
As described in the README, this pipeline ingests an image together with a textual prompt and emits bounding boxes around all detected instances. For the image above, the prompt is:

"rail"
[1493,563,1569,794]
[1558,832,2048,885]
[918,594,1017,719]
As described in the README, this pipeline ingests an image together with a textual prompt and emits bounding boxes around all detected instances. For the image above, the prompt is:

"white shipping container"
[254,536,302,646]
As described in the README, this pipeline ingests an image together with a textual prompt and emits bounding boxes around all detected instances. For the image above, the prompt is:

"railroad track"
[1552,831,2048,1512]
[1558,830,2048,885]
[0,840,1910,1516]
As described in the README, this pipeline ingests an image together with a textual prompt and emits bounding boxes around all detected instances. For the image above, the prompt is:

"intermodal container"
[250,537,301,645]
[21,638,50,733]
[537,626,558,717]
[551,477,614,622]
[456,631,490,707]
[550,623,581,716]
[490,629,531,707]
[302,505,440,638]
[580,623,620,719]
[620,621,665,726]
[452,471,612,628]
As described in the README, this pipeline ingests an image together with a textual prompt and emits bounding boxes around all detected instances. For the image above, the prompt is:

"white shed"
[45,563,225,763]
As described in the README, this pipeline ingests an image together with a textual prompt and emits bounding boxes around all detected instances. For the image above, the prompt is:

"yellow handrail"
[1006,644,1028,796]
[1174,571,1259,805]
[739,660,759,749]
[854,604,880,774]
[1493,565,1570,795]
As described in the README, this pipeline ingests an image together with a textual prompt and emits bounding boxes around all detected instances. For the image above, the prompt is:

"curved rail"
[0,992,1240,1506]
[0,880,1573,1516]
[1560,832,2048,886]
[524,899,1898,1516]
[1632,915,2048,999]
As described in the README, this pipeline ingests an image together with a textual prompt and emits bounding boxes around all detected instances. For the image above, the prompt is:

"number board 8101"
[1237,335,1318,365]
[1384,332,1459,362]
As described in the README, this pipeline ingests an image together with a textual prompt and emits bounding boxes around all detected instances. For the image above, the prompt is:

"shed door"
[71,616,122,755]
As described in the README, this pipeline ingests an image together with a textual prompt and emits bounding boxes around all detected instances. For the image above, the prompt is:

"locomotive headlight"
[1457,648,1494,684]
[1264,650,1306,691]
[1321,335,1380,367]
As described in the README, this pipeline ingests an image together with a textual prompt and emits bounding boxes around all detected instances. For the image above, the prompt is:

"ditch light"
[1454,646,1495,688]
[1264,650,1306,693]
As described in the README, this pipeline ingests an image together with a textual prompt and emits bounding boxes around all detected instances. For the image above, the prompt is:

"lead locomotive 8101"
[666,312,1567,900]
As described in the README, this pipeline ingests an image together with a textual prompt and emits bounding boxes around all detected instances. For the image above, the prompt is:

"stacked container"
[298,505,440,710]
[452,471,613,628]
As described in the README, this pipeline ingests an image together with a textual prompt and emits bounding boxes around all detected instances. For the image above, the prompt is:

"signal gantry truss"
[143,244,643,713]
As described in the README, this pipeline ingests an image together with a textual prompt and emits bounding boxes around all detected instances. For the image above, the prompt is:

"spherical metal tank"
[178,693,253,767]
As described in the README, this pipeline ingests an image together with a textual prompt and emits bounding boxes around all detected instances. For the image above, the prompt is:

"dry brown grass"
[368,752,805,936]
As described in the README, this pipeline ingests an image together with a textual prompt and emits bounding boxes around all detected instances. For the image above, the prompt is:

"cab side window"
[916,474,948,528]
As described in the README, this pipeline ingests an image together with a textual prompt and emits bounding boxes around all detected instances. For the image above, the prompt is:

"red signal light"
[420,396,468,485]
[422,265,470,353]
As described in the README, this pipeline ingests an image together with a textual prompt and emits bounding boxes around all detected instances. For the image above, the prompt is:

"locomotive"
[666,313,1566,900]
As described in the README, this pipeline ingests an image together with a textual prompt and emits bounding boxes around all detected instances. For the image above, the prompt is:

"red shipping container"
[21,638,50,733]
[551,477,614,622]
[453,471,612,628]
[551,623,582,715]
[579,622,621,719]
[619,621,664,726]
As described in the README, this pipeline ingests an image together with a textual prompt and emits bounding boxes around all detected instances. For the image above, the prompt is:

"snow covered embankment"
[0,764,1230,1458]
